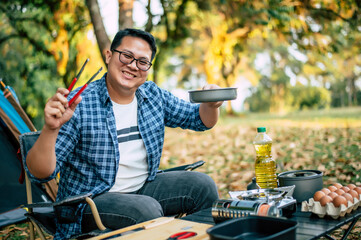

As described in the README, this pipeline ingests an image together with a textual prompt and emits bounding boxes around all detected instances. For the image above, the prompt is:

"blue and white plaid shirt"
[25,73,210,239]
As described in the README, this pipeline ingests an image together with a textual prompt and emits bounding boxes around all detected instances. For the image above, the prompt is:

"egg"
[328,192,338,200]
[319,195,332,206]
[342,193,354,204]
[348,190,359,200]
[313,191,326,201]
[341,186,350,193]
[327,185,337,192]
[333,183,343,189]
[354,187,361,195]
[333,195,347,208]
[347,184,356,190]
[335,189,345,196]
[321,188,331,195]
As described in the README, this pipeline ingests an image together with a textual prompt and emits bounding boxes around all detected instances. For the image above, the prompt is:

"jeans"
[81,171,218,232]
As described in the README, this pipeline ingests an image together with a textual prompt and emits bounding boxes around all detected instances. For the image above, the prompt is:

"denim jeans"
[81,171,218,232]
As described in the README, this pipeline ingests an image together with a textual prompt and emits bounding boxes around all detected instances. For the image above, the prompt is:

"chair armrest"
[24,192,92,208]
[158,160,206,173]
[183,160,205,171]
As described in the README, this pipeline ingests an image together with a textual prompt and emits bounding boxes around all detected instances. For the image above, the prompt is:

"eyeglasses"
[111,49,152,71]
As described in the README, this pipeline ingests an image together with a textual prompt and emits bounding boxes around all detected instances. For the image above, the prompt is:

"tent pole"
[25,172,36,240]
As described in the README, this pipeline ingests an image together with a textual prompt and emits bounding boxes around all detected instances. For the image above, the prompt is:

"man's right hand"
[44,88,82,130]
[26,87,82,179]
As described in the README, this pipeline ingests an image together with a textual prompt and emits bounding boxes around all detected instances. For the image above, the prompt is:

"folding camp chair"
[19,131,205,239]
[19,131,108,240]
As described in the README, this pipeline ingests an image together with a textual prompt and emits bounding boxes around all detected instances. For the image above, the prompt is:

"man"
[25,28,221,239]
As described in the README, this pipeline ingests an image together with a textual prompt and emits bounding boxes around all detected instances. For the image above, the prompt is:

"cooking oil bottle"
[253,127,278,189]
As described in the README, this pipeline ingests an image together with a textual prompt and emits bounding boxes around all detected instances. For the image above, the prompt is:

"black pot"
[278,170,323,203]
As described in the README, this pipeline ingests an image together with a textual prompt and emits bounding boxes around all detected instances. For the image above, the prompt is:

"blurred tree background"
[0,0,361,129]
[1,2,361,238]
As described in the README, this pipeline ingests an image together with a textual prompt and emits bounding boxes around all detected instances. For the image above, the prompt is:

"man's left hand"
[202,84,224,108]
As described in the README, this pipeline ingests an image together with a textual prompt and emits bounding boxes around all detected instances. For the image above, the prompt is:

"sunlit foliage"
[0,0,103,128]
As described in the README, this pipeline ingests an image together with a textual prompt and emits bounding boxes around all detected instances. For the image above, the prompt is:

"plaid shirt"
[25,74,209,239]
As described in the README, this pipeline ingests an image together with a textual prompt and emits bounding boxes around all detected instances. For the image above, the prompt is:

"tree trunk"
[118,0,134,29]
[270,84,285,113]
[145,0,153,32]
[85,0,111,65]
[351,76,357,105]
[347,77,352,106]
[153,53,161,84]
[340,91,345,107]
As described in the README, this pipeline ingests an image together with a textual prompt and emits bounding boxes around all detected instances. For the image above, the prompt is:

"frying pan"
[188,88,237,103]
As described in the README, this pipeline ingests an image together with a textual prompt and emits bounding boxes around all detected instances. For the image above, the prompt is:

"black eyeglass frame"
[111,49,152,71]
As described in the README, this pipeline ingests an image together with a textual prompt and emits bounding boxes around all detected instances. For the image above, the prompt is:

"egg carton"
[301,195,361,219]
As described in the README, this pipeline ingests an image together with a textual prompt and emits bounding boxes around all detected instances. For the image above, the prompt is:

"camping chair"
[19,131,205,239]
[19,131,108,240]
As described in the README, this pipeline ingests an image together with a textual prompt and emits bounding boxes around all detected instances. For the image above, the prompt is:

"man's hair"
[110,28,157,61]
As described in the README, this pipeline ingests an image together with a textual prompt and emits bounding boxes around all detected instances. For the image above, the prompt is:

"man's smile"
[122,70,136,78]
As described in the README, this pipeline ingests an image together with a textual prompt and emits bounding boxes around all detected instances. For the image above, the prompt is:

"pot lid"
[278,170,322,180]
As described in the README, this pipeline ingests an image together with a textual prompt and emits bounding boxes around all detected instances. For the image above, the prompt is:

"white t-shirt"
[109,97,148,193]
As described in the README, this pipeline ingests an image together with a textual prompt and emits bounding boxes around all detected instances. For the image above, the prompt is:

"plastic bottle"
[253,127,278,189]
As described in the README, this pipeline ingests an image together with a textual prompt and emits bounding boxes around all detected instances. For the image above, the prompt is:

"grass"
[219,106,361,128]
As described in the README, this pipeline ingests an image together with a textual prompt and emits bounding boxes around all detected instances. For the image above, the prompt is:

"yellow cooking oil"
[253,127,278,189]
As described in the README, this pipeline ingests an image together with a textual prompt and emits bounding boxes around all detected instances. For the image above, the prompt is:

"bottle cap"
[257,127,266,132]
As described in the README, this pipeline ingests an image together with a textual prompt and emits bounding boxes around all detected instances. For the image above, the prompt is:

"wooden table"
[89,203,360,240]
[182,204,361,240]
[87,217,212,240]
